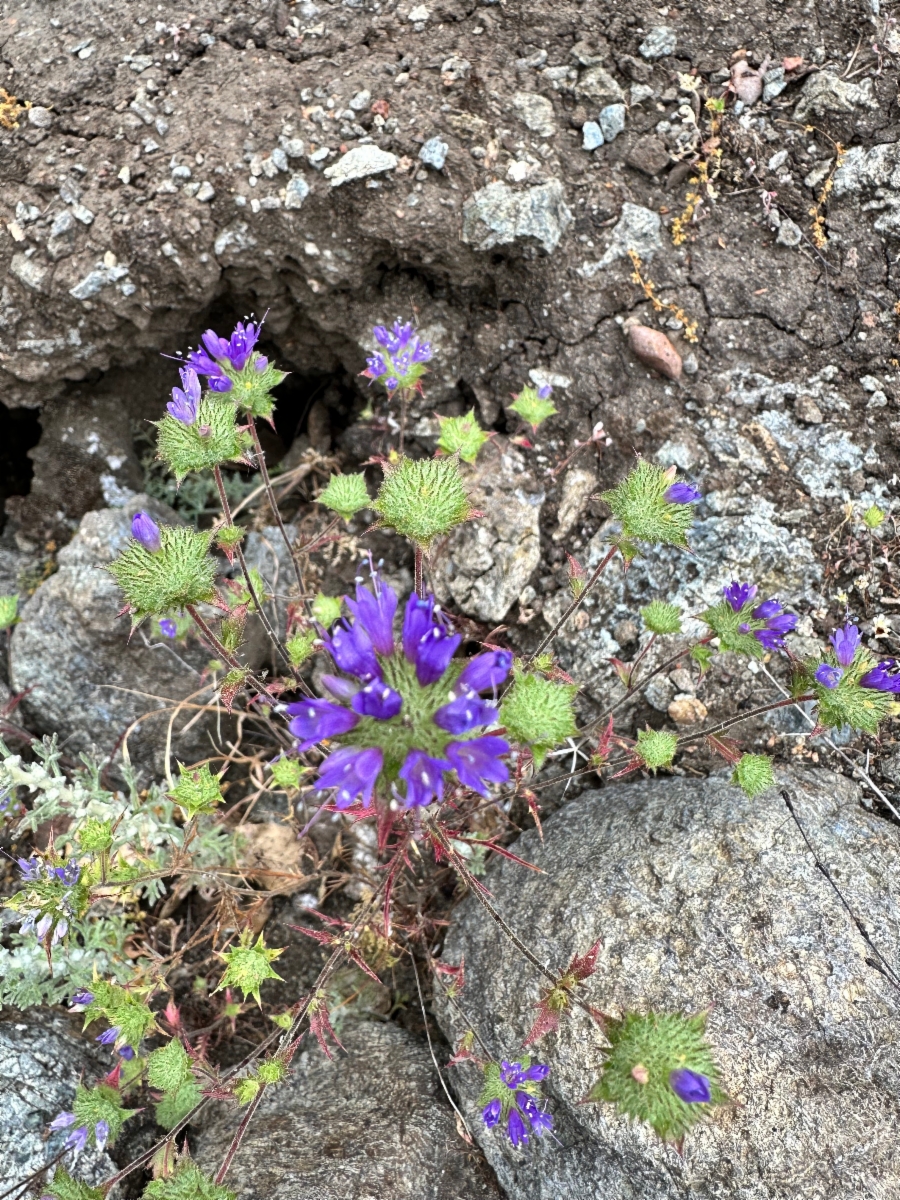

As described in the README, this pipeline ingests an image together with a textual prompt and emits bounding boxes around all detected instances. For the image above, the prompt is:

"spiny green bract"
[143,1158,236,1200]
[863,503,885,530]
[108,525,216,622]
[635,728,678,771]
[312,593,343,627]
[154,1079,203,1130]
[148,1038,193,1093]
[700,599,767,659]
[257,1057,288,1084]
[373,454,473,549]
[223,359,288,421]
[270,757,304,791]
[602,460,695,548]
[73,1082,136,1145]
[801,651,898,734]
[437,409,490,462]
[83,980,158,1047]
[169,763,223,819]
[587,1011,724,1142]
[732,753,775,798]
[500,670,578,769]
[43,1167,104,1200]
[215,930,283,1006]
[216,523,245,552]
[77,817,113,853]
[641,600,682,636]
[508,385,558,433]
[0,593,19,630]
[155,395,252,482]
[318,473,371,521]
[286,627,317,667]
[233,1057,288,1104]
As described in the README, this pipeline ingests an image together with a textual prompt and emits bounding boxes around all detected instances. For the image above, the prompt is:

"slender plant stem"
[586,636,714,731]
[247,417,307,598]
[410,953,473,1138]
[398,386,410,454]
[215,1088,266,1184]
[526,545,617,664]
[414,546,425,598]
[185,605,278,704]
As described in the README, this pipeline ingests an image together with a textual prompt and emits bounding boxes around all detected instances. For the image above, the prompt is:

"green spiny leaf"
[169,763,223,819]
[232,1076,260,1106]
[373,454,473,549]
[72,1082,136,1145]
[640,601,682,636]
[731,753,775,798]
[216,524,245,552]
[437,409,490,463]
[77,817,113,853]
[215,930,283,1006]
[155,395,252,482]
[154,1080,203,1131]
[142,1157,236,1200]
[223,357,288,420]
[147,1038,192,1093]
[286,627,317,667]
[256,1057,288,1084]
[500,671,577,769]
[635,728,678,771]
[602,460,696,549]
[863,504,885,530]
[317,473,371,521]
[107,525,216,622]
[508,385,557,433]
[43,1168,104,1200]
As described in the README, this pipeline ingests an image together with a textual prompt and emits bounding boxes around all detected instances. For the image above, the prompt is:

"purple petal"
[669,1068,712,1104]
[70,989,94,1008]
[322,621,380,680]
[49,1112,77,1130]
[96,1026,120,1045]
[398,749,450,808]
[751,598,782,620]
[132,511,162,553]
[159,618,177,638]
[402,594,438,661]
[287,699,360,751]
[346,577,398,656]
[814,663,842,689]
[320,674,360,702]
[482,1098,502,1128]
[64,1126,89,1154]
[521,1062,550,1082]
[317,745,383,808]
[457,650,513,692]
[861,658,900,693]
[434,691,498,735]
[663,482,702,504]
[723,581,757,612]
[830,623,861,667]
[411,624,461,686]
[507,1108,529,1147]
[94,1120,110,1151]
[537,384,553,400]
[118,1045,136,1060]
[446,737,510,797]
[351,679,403,720]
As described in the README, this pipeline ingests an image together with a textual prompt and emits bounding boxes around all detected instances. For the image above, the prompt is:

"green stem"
[414,545,425,598]
[527,544,618,665]
[247,417,307,601]
[185,604,279,705]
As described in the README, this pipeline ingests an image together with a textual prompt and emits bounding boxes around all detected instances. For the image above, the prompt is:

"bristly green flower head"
[602,461,698,549]
[437,409,490,463]
[863,503,885,530]
[42,1168,104,1200]
[155,395,252,482]
[148,1038,193,1093]
[77,818,113,853]
[509,383,558,433]
[641,600,682,636]
[0,593,19,631]
[312,593,343,627]
[82,980,158,1048]
[169,762,224,819]
[286,627,317,666]
[586,1011,724,1142]
[500,669,577,769]
[798,626,900,734]
[270,757,304,791]
[374,454,474,549]
[318,473,372,521]
[215,930,283,1006]
[144,1157,236,1200]
[635,728,678,771]
[732,753,775,798]
[72,1082,136,1146]
[108,522,216,623]
[228,359,287,421]
[216,524,245,554]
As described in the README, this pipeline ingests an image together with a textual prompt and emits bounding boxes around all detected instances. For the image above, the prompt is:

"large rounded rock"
[0,1010,115,1192]
[194,1019,499,1200]
[437,768,900,1198]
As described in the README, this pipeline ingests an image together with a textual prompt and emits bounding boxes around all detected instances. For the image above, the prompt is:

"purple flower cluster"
[482,1060,553,1148]
[15,856,80,944]
[187,321,264,392]
[724,580,798,651]
[365,321,433,393]
[286,575,512,809]
[814,623,861,689]
[49,1112,109,1156]
[669,1068,712,1104]
[167,367,201,425]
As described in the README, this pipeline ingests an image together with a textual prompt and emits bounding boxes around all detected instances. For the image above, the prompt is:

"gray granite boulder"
[437,768,900,1199]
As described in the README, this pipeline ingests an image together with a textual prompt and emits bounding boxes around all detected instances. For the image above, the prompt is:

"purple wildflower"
[860,658,900,693]
[537,384,553,400]
[669,1068,712,1104]
[446,738,510,797]
[351,679,403,720]
[64,1126,89,1154]
[507,1108,529,1147]
[53,861,80,886]
[517,1093,554,1136]
[457,650,513,693]
[499,1059,548,1087]
[49,1112,77,1131]
[399,749,451,808]
[96,1027,121,1046]
[482,1099,502,1128]
[345,576,397,655]
[723,581,758,612]
[167,367,201,425]
[200,321,260,372]
[317,746,383,808]
[365,321,433,392]
[36,914,52,939]
[118,1045,136,1060]
[434,692,499,735]
[830,623,861,667]
[159,618,177,638]
[664,482,702,504]
[286,699,359,752]
[255,356,269,372]
[70,989,94,1008]
[815,663,843,689]
[411,624,462,687]
[322,620,380,681]
[132,511,162,553]
[751,598,782,620]
[321,675,360,702]
[95,1121,110,1152]
[186,344,232,392]
[16,856,42,881]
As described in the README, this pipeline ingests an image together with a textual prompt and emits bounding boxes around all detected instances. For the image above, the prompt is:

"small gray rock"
[639,25,677,59]
[793,71,877,123]
[284,173,311,209]
[579,202,662,275]
[195,181,216,202]
[512,91,556,137]
[582,120,604,151]
[10,253,49,293]
[462,179,573,254]
[69,262,129,300]
[598,102,626,142]
[282,137,306,159]
[323,144,398,186]
[270,146,289,172]
[419,136,449,170]
[762,66,787,103]
[776,216,803,247]
[349,88,371,111]
[575,65,625,107]
[27,105,54,128]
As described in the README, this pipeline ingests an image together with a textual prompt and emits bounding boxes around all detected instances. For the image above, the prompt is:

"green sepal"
[317,473,371,521]
[700,600,767,659]
[509,385,557,433]
[155,395,252,483]
[215,930,283,1006]
[154,1079,203,1131]
[169,763,224,819]
[256,1057,288,1084]
[311,594,343,628]
[731,753,775,798]
[232,1077,260,1106]
[690,643,714,674]
[286,627,317,666]
[270,758,304,792]
[640,601,682,636]
[216,524,245,552]
[223,357,287,420]
[147,1038,193,1093]
[0,593,19,630]
[142,1157,236,1200]
[373,454,473,549]
[437,409,490,462]
[42,1168,104,1200]
[107,525,216,622]
[82,981,158,1048]
[602,460,695,548]
[499,670,578,769]
[635,728,678,771]
[586,1010,724,1142]
[270,1011,293,1029]
[72,1082,136,1146]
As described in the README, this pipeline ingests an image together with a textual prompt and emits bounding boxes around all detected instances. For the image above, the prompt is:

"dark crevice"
[0,402,41,534]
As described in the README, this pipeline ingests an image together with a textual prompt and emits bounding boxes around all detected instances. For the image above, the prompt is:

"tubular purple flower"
[254,356,269,372]
[17,856,42,881]
[132,511,162,553]
[64,1126,89,1155]
[754,628,787,652]
[751,598,782,620]
[351,679,403,720]
[167,367,201,425]
[500,1060,525,1087]
[118,1045,136,1060]
[186,345,232,392]
[95,1120,110,1152]
[764,612,797,636]
[446,738,510,796]
[49,1112,76,1130]
[53,918,68,943]
[367,353,388,377]
[457,649,513,692]
[96,1027,121,1046]
[664,482,702,504]
[159,618,177,638]
[402,594,438,660]
[537,384,553,400]
[411,624,462,687]
[346,577,398,656]
[373,325,392,349]
[482,1099,502,1128]
[399,749,451,807]
[322,621,380,680]
[321,674,360,702]
[669,1068,712,1104]
[317,745,383,808]
[202,321,260,372]
[517,1093,553,1136]
[507,1108,529,1147]
[521,1062,550,1082]
[385,376,399,391]
[70,989,94,1008]
[723,581,757,612]
[434,692,498,735]
[36,914,52,939]
[287,699,360,751]
[815,663,843,689]
[830,623,860,667]
[860,658,900,693]
[53,861,80,886]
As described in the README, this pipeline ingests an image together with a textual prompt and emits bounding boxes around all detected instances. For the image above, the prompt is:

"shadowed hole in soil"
[0,401,41,534]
